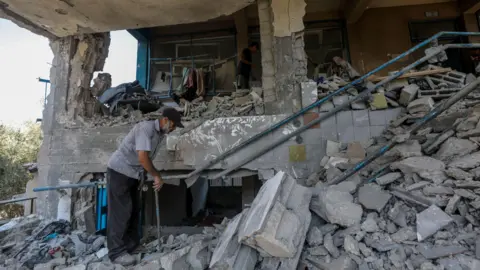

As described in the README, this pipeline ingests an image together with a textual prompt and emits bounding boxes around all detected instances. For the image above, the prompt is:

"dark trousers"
[106,168,140,261]
[237,74,250,89]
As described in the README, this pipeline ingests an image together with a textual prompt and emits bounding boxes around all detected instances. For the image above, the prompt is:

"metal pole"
[185,32,480,181]
[329,76,480,186]
[33,182,99,192]
[154,191,161,250]
[210,43,480,180]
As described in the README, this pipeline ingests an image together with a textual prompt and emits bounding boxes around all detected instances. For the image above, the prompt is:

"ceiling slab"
[0,0,254,38]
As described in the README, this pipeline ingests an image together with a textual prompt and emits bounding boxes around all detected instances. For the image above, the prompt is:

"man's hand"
[153,176,164,191]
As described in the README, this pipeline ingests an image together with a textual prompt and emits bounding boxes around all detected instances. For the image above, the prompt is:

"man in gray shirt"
[106,107,183,266]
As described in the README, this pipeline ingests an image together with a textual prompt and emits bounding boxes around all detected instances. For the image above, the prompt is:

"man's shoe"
[112,253,136,266]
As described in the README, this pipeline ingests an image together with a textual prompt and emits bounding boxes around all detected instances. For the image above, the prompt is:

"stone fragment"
[445,167,474,180]
[376,172,402,186]
[406,181,430,191]
[455,180,480,189]
[328,255,357,270]
[416,205,453,241]
[407,97,434,114]
[456,115,479,131]
[310,187,363,227]
[369,240,400,252]
[457,128,480,139]
[361,216,379,233]
[307,246,329,256]
[344,235,360,256]
[240,172,312,269]
[418,245,467,259]
[391,227,416,242]
[324,233,340,258]
[476,238,480,259]
[333,95,349,107]
[422,185,454,196]
[449,151,480,169]
[306,227,323,246]
[445,195,461,215]
[369,93,388,110]
[209,212,257,270]
[351,100,367,110]
[391,157,445,178]
[358,185,392,212]
[454,189,478,200]
[424,130,455,155]
[63,265,86,270]
[388,203,408,228]
[399,84,419,106]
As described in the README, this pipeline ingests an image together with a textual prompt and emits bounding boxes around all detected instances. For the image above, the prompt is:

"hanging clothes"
[196,69,205,97]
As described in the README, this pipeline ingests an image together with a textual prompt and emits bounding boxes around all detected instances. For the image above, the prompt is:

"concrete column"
[257,0,307,114]
[234,8,249,59]
[36,33,110,218]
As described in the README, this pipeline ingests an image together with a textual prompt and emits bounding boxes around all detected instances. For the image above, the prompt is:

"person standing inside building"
[237,42,259,89]
[106,107,184,266]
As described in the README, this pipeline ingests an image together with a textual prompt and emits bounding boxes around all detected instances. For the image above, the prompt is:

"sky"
[0,19,137,127]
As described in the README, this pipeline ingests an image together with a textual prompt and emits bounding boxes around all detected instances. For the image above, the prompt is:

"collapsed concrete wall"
[37,33,110,218]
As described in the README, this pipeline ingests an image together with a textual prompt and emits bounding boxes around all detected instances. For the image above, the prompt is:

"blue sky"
[0,19,137,127]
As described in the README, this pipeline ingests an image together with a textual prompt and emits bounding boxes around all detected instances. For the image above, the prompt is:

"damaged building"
[3,0,480,269]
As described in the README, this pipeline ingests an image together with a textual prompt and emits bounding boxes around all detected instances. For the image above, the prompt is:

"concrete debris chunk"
[434,138,478,161]
[407,97,434,114]
[399,84,419,106]
[416,205,453,241]
[391,157,445,178]
[418,245,467,259]
[310,186,363,227]
[209,212,257,270]
[306,226,323,246]
[358,184,392,212]
[449,151,480,169]
[238,171,312,268]
[344,235,361,256]
[375,172,402,186]
[445,167,473,180]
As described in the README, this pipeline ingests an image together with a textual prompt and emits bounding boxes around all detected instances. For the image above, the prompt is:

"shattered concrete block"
[344,235,360,256]
[361,215,379,233]
[210,213,256,270]
[346,142,366,161]
[333,96,349,107]
[239,171,312,265]
[310,186,363,227]
[376,172,402,186]
[445,167,473,180]
[449,151,480,169]
[422,186,454,196]
[391,157,445,180]
[324,233,340,258]
[306,227,323,246]
[407,97,434,114]
[399,84,419,106]
[358,185,392,212]
[445,195,461,215]
[418,245,467,260]
[416,205,453,241]
[454,189,478,200]
[391,227,416,243]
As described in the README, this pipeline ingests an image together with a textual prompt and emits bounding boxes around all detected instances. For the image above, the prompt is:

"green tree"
[0,122,42,218]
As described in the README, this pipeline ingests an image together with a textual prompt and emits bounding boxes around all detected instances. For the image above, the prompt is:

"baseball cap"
[162,107,184,128]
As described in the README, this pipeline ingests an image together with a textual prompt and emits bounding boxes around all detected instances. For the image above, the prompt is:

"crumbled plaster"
[271,0,306,37]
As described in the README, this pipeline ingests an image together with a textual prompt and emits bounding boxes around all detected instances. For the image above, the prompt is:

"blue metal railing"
[185,32,480,182]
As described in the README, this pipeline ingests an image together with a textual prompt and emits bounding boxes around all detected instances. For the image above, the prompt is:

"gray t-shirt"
[107,120,164,179]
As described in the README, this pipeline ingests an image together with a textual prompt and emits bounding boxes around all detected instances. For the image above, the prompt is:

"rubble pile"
[0,215,227,270]
[181,87,265,121]
[316,64,471,113]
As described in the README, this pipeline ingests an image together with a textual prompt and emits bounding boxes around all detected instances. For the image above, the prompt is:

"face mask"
[161,120,173,133]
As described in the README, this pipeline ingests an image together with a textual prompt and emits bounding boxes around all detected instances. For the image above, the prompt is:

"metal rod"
[329,76,480,186]
[211,43,480,180]
[154,191,161,250]
[187,32,480,181]
[0,197,37,205]
[33,182,101,192]
[30,198,34,215]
